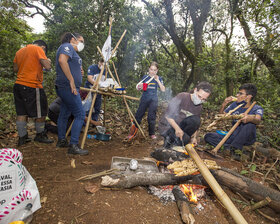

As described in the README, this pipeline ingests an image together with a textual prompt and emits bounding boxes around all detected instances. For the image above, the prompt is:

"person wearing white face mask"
[55,32,88,155]
[159,81,212,148]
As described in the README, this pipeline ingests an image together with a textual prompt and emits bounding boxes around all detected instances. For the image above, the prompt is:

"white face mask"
[192,93,203,105]
[76,42,84,52]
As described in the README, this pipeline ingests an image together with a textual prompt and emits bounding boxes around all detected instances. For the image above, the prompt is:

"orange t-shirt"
[14,44,48,88]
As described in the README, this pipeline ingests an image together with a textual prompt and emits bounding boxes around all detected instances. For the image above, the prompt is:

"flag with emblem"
[102,35,111,62]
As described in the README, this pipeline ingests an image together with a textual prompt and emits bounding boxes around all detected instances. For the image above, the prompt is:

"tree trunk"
[101,173,204,188]
[212,168,280,212]
[233,0,280,83]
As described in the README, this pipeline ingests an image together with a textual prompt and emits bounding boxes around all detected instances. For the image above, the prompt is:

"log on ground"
[212,167,280,213]
[101,172,204,189]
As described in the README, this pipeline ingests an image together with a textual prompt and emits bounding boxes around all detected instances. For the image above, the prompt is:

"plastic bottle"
[18,203,33,224]
[87,134,96,139]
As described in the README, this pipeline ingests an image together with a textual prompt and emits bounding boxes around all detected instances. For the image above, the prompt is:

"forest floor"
[1,109,280,224]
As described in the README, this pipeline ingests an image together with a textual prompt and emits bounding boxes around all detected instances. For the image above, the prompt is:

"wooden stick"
[207,104,244,129]
[109,30,127,60]
[211,102,256,154]
[80,87,139,101]
[250,197,272,211]
[66,120,73,137]
[108,17,113,36]
[185,144,248,224]
[262,158,278,183]
[103,96,106,127]
[110,60,145,138]
[81,65,105,149]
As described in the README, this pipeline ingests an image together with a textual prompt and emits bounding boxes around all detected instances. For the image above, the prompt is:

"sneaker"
[150,135,157,140]
[68,144,89,155]
[127,124,138,141]
[18,134,32,146]
[34,131,54,144]
[56,139,69,148]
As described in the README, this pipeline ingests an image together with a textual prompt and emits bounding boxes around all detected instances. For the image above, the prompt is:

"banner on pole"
[102,35,112,62]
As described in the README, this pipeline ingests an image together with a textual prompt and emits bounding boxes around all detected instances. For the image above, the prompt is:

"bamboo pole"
[185,144,248,224]
[109,30,127,61]
[79,87,139,101]
[81,65,105,149]
[103,96,106,127]
[211,102,256,154]
[111,60,146,138]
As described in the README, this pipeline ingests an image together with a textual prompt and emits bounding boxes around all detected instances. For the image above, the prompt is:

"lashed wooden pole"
[185,144,248,224]
[81,65,105,149]
[111,60,146,138]
[211,101,256,154]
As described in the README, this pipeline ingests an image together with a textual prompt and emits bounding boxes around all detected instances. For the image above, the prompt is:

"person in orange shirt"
[13,40,54,146]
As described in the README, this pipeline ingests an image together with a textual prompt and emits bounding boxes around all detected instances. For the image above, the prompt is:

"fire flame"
[180,184,198,203]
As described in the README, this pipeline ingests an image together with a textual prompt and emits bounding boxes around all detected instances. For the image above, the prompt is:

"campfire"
[83,144,280,224]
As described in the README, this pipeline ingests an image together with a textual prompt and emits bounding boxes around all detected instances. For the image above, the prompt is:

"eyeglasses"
[236,92,247,96]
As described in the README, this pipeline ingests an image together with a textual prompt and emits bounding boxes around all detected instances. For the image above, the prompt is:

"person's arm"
[154,75,165,92]
[166,117,184,140]
[240,114,262,125]
[40,58,51,70]
[58,54,77,95]
[13,63,18,73]
[87,75,97,87]
[219,96,236,114]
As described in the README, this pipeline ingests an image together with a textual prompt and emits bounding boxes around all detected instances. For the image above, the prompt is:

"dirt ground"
[1,123,279,224]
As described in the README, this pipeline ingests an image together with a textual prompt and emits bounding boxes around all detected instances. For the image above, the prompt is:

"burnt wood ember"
[172,186,195,224]
[150,148,189,163]
[101,173,204,189]
[212,167,280,213]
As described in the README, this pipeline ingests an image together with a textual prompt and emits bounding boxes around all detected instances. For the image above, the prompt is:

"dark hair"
[99,58,104,63]
[150,61,159,69]
[196,81,212,93]
[33,40,48,54]
[239,83,257,101]
[61,32,82,44]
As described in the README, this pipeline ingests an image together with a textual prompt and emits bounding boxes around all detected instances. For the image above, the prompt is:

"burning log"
[211,167,280,213]
[101,173,204,188]
[150,148,189,163]
[172,186,195,224]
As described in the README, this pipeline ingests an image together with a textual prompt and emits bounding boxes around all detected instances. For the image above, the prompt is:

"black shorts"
[13,84,48,118]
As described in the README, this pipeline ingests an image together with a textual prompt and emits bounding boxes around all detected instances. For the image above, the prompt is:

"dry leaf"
[71,159,76,168]
[85,184,100,194]
[40,196,47,204]
[82,161,93,165]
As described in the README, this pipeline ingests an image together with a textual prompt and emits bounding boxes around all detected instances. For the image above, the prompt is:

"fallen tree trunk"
[172,186,195,224]
[101,168,280,212]
[101,173,204,188]
[212,167,280,213]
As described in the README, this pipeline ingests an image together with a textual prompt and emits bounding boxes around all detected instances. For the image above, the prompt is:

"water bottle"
[87,134,96,139]
[18,203,33,224]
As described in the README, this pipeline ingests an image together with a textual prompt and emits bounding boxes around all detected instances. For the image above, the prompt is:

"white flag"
[102,35,112,62]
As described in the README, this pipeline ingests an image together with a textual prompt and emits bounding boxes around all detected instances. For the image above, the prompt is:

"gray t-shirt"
[158,92,202,135]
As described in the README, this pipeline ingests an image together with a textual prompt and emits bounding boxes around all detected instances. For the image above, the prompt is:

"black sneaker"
[68,144,89,155]
[18,134,32,146]
[34,131,54,144]
[56,139,69,148]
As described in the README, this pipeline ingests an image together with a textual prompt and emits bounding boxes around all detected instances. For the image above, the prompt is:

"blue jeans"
[204,123,256,150]
[56,88,85,145]
[88,93,102,121]
[135,96,158,135]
